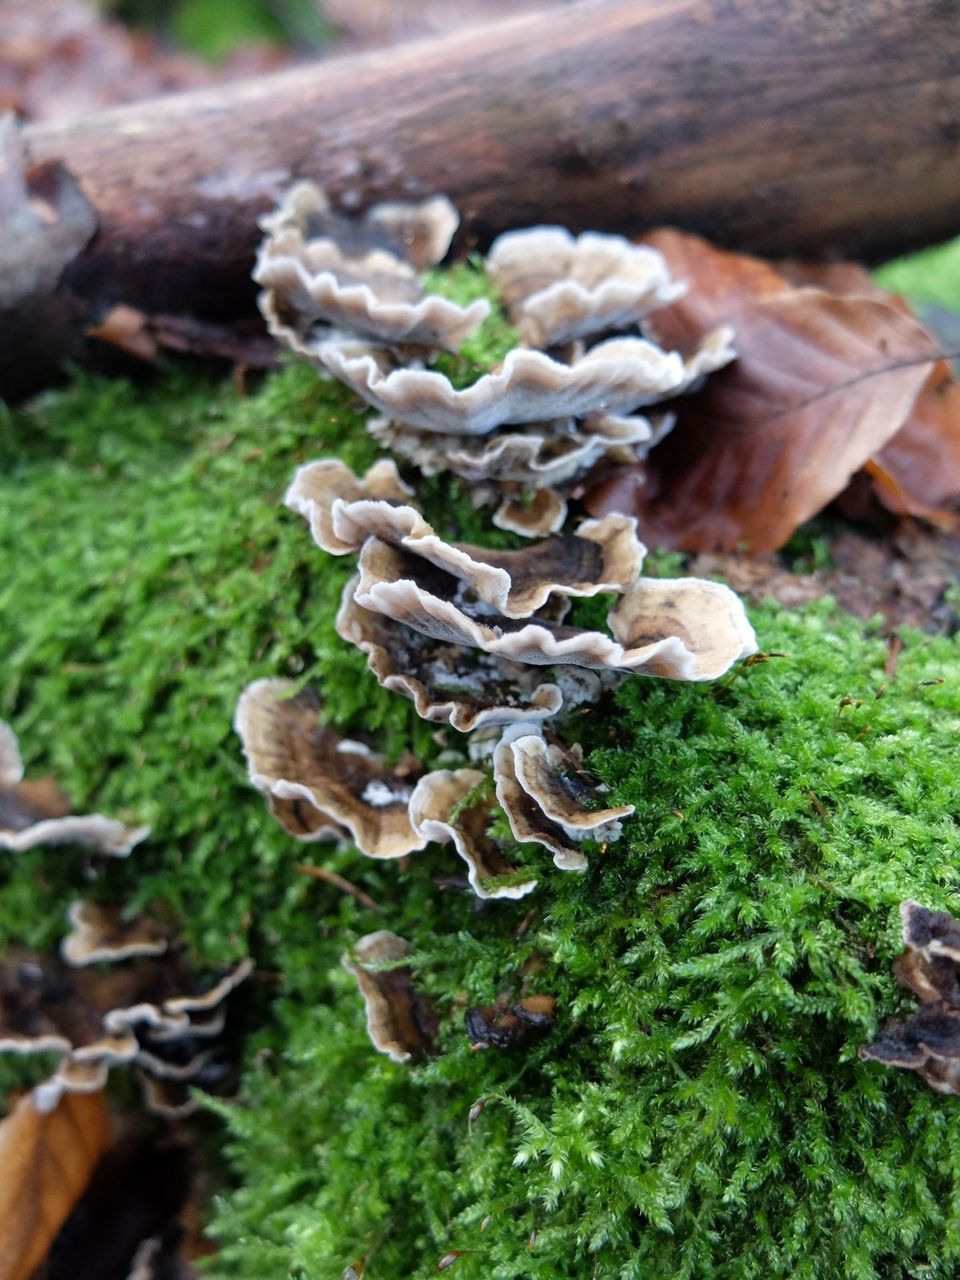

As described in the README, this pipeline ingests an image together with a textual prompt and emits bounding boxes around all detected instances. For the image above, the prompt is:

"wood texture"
[6,0,960,393]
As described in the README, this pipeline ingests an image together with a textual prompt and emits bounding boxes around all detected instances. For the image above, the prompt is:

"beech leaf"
[871,359,960,523]
[0,1090,110,1280]
[783,260,960,526]
[586,231,942,552]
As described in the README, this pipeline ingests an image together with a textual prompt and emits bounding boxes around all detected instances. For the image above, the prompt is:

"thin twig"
[295,864,384,914]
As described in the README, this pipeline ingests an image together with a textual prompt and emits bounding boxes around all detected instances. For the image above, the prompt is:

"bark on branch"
[4,0,960,396]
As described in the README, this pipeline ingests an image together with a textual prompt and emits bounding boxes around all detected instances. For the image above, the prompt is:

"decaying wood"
[5,0,960,395]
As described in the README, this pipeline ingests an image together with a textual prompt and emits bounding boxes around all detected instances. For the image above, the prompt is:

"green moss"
[2,316,959,1275]
[874,236,960,312]
[424,256,522,389]
[207,599,960,1280]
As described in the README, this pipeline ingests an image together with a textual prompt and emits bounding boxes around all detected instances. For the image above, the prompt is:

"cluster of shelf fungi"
[0,720,251,1116]
[0,186,949,1116]
[238,186,951,1081]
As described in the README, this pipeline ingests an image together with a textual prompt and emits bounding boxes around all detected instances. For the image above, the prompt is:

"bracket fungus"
[255,185,737,537]
[0,928,252,1114]
[493,723,634,873]
[60,900,168,967]
[242,186,758,924]
[255,182,487,354]
[335,584,566,732]
[316,333,728,437]
[234,678,426,859]
[341,931,438,1062]
[351,535,755,678]
[860,901,960,1094]
[487,227,686,347]
[288,461,645,617]
[408,768,538,900]
[0,719,149,856]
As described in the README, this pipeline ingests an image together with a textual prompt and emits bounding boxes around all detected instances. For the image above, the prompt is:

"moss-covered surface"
[2,247,960,1278]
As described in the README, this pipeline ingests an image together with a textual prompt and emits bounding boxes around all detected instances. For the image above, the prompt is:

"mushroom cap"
[316,335,697,435]
[488,226,686,346]
[408,767,538,900]
[234,678,426,859]
[341,931,438,1062]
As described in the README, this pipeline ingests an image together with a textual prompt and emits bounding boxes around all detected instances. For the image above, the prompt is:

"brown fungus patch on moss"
[464,993,556,1050]
[408,768,537,900]
[341,931,438,1063]
[60,901,168,968]
[861,901,960,1094]
[0,719,149,857]
[234,678,426,860]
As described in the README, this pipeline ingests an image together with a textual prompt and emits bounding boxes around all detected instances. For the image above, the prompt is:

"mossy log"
[5,0,960,396]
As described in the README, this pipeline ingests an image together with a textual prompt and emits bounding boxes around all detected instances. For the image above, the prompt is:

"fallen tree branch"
[4,0,960,395]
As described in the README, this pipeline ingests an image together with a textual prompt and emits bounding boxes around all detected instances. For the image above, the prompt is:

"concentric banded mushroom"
[860,901,960,1094]
[288,460,646,618]
[408,768,538,900]
[256,182,487,352]
[234,678,425,859]
[336,583,566,732]
[493,722,634,872]
[353,539,757,678]
[341,931,438,1062]
[246,186,759,907]
[487,227,686,346]
[0,720,149,857]
[316,333,727,436]
[255,186,739,536]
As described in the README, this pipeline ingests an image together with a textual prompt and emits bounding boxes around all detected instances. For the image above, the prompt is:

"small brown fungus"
[408,768,538,900]
[255,182,487,353]
[493,723,634,872]
[465,993,556,1050]
[0,944,252,1115]
[487,227,686,347]
[860,901,960,1094]
[234,678,426,859]
[0,720,149,857]
[341,931,438,1062]
[60,900,168,967]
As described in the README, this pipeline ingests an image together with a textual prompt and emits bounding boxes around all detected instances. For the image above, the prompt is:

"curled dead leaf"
[0,1089,110,1280]
[586,230,945,552]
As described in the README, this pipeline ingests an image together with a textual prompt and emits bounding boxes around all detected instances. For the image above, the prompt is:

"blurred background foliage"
[102,0,335,60]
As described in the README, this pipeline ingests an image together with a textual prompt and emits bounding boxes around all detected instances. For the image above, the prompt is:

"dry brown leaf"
[872,361,960,522]
[782,261,960,526]
[585,231,942,552]
[0,1090,110,1280]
